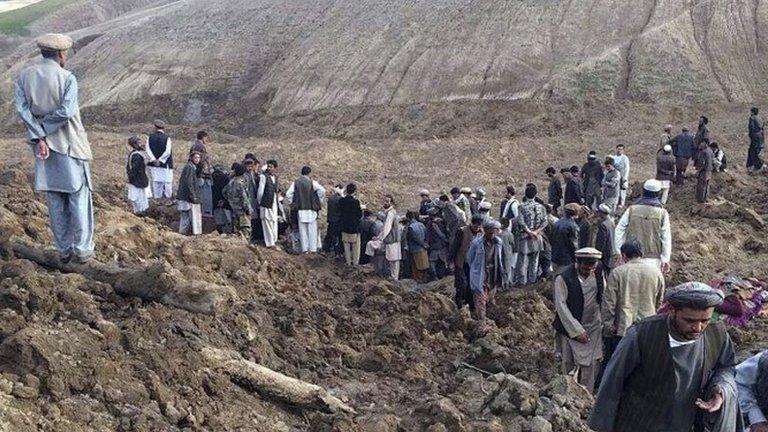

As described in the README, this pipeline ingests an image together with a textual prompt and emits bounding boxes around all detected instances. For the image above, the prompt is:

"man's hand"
[662,262,671,274]
[695,385,723,413]
[36,139,49,160]
[574,332,590,344]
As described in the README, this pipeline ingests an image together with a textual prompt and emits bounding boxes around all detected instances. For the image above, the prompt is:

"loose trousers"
[299,221,319,253]
[261,217,278,247]
[515,252,540,285]
[47,186,94,259]
[675,157,690,185]
[152,181,173,199]
[341,233,360,265]
[747,140,764,170]
[696,175,710,203]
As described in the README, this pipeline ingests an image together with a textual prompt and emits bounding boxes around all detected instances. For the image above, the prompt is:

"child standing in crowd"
[126,135,151,214]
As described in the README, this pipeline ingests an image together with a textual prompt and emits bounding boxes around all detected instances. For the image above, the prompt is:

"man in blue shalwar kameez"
[13,33,94,264]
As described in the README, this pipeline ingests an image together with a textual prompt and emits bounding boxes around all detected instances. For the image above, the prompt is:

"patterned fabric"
[516,199,547,253]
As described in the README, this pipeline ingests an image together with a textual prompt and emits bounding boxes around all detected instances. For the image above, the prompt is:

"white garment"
[261,207,279,247]
[379,208,402,261]
[150,165,173,199]
[299,221,319,252]
[127,184,151,213]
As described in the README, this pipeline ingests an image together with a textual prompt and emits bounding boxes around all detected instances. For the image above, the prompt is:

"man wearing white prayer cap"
[656,144,676,204]
[14,33,94,264]
[614,179,672,273]
[591,282,741,432]
[552,247,606,392]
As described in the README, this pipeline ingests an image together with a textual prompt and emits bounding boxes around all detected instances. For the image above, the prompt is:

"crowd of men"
[15,33,768,432]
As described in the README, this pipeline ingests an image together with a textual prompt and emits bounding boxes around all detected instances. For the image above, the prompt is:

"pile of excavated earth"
[0,164,597,431]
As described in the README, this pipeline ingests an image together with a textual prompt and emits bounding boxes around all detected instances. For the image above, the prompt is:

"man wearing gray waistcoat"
[14,33,94,264]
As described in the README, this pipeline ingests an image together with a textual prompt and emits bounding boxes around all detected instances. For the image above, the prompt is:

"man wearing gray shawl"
[590,282,742,432]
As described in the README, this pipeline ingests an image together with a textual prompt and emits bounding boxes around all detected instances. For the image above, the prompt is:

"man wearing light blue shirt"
[736,351,768,431]
[14,33,94,263]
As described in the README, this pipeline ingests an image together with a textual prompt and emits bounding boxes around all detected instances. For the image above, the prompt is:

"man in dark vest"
[146,119,173,205]
[323,184,343,256]
[553,247,605,392]
[591,282,741,432]
[736,350,768,432]
[748,107,766,173]
[550,203,581,276]
[285,166,326,253]
[546,167,563,216]
[257,160,279,248]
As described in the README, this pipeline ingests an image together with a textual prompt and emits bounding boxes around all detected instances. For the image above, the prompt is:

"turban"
[665,282,724,309]
[483,220,501,230]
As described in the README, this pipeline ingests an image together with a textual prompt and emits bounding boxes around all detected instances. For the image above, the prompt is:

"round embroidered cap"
[36,33,73,51]
[575,247,602,259]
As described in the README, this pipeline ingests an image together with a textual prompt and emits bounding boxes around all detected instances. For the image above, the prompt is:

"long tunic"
[554,273,603,366]
[592,325,735,432]
[602,259,665,336]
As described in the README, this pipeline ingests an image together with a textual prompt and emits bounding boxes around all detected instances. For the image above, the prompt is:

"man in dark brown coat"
[695,141,715,203]
[656,144,676,205]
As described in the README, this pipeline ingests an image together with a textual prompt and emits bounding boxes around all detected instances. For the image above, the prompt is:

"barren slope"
[2,0,768,128]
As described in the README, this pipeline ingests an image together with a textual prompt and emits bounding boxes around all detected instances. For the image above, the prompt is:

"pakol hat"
[36,33,73,51]
[419,189,430,196]
[575,247,602,260]
[460,187,472,194]
[564,203,582,214]
[154,119,167,129]
[643,179,662,193]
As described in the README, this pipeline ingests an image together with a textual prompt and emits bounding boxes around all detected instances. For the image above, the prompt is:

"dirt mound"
[0,164,594,430]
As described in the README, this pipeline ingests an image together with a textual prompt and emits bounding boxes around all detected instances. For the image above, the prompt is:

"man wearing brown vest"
[614,179,672,273]
[285,166,326,253]
[590,282,741,432]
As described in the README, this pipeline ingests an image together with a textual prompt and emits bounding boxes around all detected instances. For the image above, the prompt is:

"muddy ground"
[1,105,768,430]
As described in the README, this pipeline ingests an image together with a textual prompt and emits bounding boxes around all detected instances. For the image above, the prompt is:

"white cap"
[643,179,663,192]
[663,144,672,152]
[479,201,492,210]
[419,189,430,196]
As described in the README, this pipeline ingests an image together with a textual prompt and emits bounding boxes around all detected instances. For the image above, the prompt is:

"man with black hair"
[612,144,630,208]
[323,184,344,256]
[695,115,711,150]
[673,127,695,185]
[126,135,150,214]
[467,219,505,320]
[224,162,251,240]
[426,207,449,279]
[339,183,363,266]
[243,156,262,243]
[211,164,233,234]
[405,211,429,283]
[177,152,202,235]
[551,203,581,275]
[601,239,665,364]
[748,107,765,172]
[285,166,326,253]
[565,166,584,205]
[189,130,213,217]
[440,191,466,261]
[582,151,604,209]
[515,183,547,285]
[547,167,563,216]
[553,247,606,391]
[695,140,715,203]
[257,160,280,248]
[601,157,620,215]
